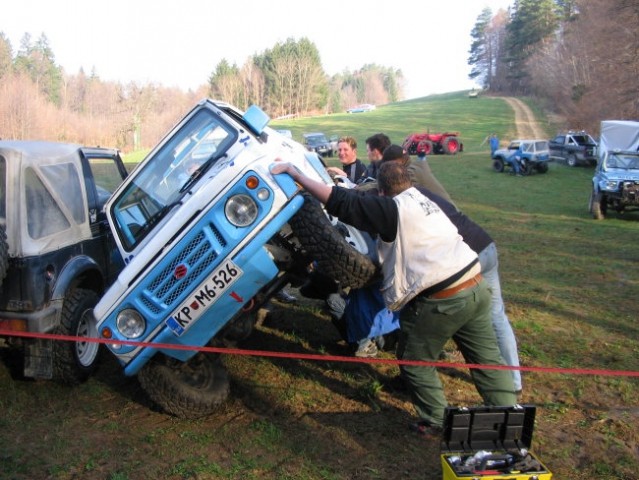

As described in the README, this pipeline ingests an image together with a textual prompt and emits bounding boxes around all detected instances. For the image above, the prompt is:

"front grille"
[142,222,226,313]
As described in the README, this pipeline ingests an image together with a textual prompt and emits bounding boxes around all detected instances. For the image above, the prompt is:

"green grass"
[271,91,519,158]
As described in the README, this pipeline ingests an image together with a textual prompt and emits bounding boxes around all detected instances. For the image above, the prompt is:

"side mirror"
[243,105,270,135]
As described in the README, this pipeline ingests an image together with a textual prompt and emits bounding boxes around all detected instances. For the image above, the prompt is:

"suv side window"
[25,167,72,239]
[87,157,126,212]
[40,163,85,223]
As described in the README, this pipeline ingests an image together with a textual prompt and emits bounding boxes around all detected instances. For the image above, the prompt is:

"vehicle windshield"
[110,108,237,251]
[605,152,639,170]
[571,134,596,145]
[306,135,327,146]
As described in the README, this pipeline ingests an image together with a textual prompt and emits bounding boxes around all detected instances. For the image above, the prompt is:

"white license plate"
[166,259,243,337]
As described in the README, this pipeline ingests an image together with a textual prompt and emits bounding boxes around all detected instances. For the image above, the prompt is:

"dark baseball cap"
[381,144,409,163]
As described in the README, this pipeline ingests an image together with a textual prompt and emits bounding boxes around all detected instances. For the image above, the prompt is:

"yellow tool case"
[440,405,552,480]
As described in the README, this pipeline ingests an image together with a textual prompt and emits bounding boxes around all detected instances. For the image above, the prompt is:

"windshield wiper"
[179,152,228,193]
[137,200,182,238]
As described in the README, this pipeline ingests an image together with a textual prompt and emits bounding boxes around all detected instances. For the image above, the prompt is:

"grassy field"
[2,92,638,480]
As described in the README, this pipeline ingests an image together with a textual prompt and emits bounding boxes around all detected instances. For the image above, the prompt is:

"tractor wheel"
[492,158,505,173]
[441,136,461,155]
[417,140,434,156]
[402,138,418,155]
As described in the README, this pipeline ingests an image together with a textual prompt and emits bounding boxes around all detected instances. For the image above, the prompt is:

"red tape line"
[1,329,638,377]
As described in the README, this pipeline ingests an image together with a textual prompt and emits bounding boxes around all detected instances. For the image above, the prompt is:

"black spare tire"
[0,224,8,290]
[289,192,378,289]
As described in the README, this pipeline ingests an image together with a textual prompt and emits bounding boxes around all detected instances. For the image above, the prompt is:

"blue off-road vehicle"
[93,99,376,418]
[492,139,550,175]
[589,120,639,220]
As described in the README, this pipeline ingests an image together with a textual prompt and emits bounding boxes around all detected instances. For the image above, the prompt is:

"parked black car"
[549,131,598,167]
[303,132,333,157]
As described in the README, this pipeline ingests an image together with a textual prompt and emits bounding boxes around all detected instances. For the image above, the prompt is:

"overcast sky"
[3,0,512,100]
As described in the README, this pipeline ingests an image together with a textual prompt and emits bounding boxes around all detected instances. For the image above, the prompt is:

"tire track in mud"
[502,97,545,139]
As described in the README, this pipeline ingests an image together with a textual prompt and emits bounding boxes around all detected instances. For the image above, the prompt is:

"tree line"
[468,0,639,133]
[0,34,403,151]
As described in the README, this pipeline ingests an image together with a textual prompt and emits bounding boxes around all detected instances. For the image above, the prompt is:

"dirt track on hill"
[503,97,545,138]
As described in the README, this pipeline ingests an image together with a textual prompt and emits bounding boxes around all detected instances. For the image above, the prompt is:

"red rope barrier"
[2,329,638,377]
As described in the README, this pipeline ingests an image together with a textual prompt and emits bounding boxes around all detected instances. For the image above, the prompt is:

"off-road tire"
[493,158,505,173]
[138,352,230,419]
[289,192,377,289]
[52,288,101,385]
[535,162,549,174]
[589,190,605,220]
[566,154,577,167]
[0,224,8,290]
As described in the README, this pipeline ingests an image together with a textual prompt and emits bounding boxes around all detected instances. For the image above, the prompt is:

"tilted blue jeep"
[93,99,376,418]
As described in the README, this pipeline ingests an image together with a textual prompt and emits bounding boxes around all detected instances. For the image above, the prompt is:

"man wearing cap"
[380,146,522,395]
[381,144,455,205]
[270,159,517,434]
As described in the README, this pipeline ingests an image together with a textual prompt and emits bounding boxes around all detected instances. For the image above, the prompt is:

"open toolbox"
[440,405,552,479]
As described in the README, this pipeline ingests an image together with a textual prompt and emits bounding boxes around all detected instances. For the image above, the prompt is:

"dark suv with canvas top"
[0,141,128,383]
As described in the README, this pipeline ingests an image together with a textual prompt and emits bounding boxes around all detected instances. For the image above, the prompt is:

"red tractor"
[402,132,463,156]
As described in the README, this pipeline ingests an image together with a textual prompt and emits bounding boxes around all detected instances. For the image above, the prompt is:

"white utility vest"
[378,187,477,310]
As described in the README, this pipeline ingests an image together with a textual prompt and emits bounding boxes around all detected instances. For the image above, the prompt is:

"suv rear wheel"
[53,288,101,384]
[567,154,578,167]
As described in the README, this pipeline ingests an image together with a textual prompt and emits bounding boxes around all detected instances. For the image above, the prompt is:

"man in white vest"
[270,159,516,435]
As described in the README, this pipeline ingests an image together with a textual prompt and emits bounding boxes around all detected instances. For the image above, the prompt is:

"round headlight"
[116,309,146,338]
[225,194,258,227]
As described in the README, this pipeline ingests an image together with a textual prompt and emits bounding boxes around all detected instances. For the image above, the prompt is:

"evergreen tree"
[468,7,494,88]
[14,33,63,104]
[503,0,559,93]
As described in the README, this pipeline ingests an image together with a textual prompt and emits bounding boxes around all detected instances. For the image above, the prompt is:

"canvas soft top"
[0,140,92,257]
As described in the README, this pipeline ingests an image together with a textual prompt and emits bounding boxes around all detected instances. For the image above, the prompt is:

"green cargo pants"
[397,279,517,426]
